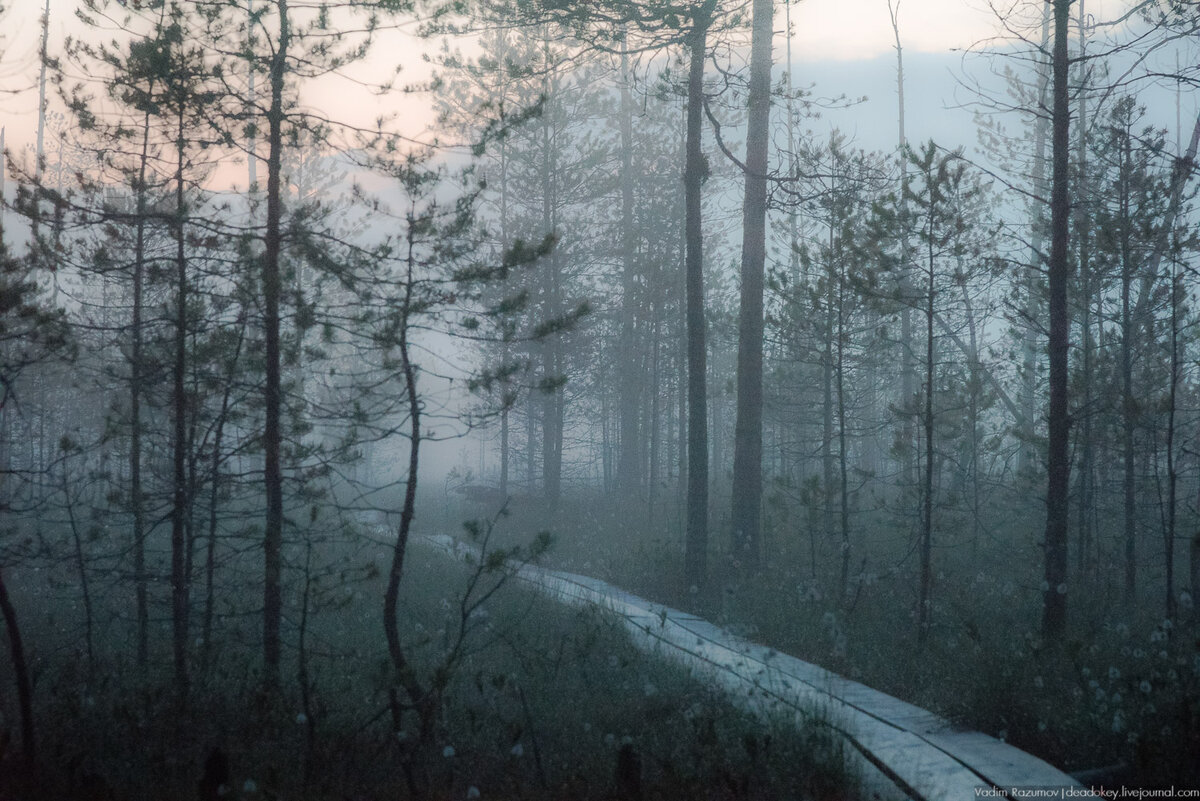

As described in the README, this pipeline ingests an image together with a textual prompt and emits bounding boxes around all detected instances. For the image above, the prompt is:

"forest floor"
[0,536,853,801]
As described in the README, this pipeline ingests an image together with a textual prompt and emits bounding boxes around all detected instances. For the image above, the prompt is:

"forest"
[0,0,1199,798]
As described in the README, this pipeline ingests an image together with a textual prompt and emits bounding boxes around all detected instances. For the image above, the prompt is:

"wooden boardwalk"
[417,533,1097,801]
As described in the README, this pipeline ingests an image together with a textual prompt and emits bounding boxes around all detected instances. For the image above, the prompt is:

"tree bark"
[684,3,715,591]
[203,321,244,668]
[889,0,917,496]
[526,392,537,491]
[918,205,935,647]
[62,466,95,672]
[1041,0,1071,639]
[171,102,191,698]
[649,313,662,515]
[383,223,434,746]
[617,42,642,496]
[539,46,563,511]
[822,214,835,541]
[1075,0,1094,577]
[1120,128,1136,603]
[33,0,49,209]
[1166,267,1179,620]
[131,110,151,669]
[1022,0,1053,477]
[262,0,289,687]
[836,259,851,598]
[730,0,772,565]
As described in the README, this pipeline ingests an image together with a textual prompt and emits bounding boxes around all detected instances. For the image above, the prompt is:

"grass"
[0,521,853,800]
[469,485,1200,790]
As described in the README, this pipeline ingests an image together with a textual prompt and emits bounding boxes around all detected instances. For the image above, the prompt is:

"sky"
[0,0,1184,239]
[0,0,1146,160]
[790,0,1009,62]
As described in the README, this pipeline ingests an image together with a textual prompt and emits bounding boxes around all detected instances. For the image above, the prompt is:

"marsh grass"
[485,488,1200,789]
[0,525,851,800]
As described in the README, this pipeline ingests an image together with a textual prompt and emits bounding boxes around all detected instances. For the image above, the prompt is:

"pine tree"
[729,0,772,565]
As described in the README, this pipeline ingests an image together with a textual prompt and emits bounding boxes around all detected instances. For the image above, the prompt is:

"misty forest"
[0,0,1199,797]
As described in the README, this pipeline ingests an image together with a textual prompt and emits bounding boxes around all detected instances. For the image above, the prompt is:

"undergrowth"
[479,487,1200,790]
[0,531,852,800]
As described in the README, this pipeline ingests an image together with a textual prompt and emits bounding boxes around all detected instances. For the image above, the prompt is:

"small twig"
[517,684,548,789]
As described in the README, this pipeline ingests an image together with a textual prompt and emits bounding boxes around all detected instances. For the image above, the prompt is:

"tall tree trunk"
[822,180,835,540]
[1113,199,1132,599]
[550,341,564,506]
[1166,265,1179,619]
[836,265,851,598]
[730,0,772,565]
[676,259,687,530]
[784,3,798,285]
[383,224,434,748]
[171,105,190,698]
[1120,129,1136,604]
[649,312,662,516]
[918,215,935,647]
[203,320,245,669]
[617,42,642,496]
[602,386,613,492]
[962,284,982,554]
[34,0,49,206]
[684,3,714,591]
[499,403,510,496]
[675,103,688,533]
[539,46,563,511]
[1075,0,1094,578]
[526,392,537,491]
[541,344,562,509]
[62,466,95,673]
[888,0,917,495]
[131,109,151,669]
[710,340,723,482]
[1023,0,1053,477]
[1041,0,1072,639]
[498,116,511,498]
[262,0,290,687]
[246,0,257,191]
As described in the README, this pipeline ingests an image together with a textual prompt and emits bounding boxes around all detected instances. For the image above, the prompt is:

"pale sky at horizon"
[0,0,1156,176]
[791,0,995,62]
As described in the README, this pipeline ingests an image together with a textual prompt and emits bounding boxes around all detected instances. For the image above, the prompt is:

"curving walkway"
[416,533,1097,801]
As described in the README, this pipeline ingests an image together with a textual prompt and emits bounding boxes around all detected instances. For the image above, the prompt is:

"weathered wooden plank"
[620,590,1087,792]
[411,534,1096,801]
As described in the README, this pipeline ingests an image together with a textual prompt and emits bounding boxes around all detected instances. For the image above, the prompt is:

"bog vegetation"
[0,0,1199,796]
[1,535,853,799]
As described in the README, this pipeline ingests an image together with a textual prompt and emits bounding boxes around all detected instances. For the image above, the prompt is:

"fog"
[0,0,1198,798]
